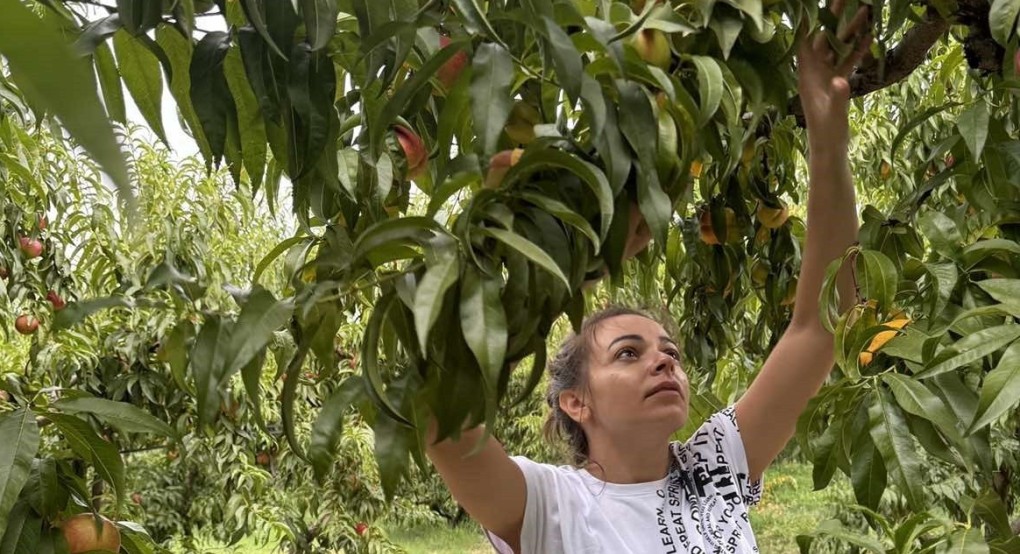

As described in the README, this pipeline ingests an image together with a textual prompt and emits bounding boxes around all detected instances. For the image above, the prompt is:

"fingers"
[838,6,871,43]
[836,33,873,77]
[828,0,846,17]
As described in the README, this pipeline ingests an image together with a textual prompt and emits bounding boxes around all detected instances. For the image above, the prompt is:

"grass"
[387,460,852,553]
[168,461,849,553]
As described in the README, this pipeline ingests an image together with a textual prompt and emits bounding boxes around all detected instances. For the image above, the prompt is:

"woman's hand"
[797,0,872,142]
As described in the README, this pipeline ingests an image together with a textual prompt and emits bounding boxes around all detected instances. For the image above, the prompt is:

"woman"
[426,2,872,552]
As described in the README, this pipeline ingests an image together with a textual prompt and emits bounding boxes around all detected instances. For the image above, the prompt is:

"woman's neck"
[584,431,672,484]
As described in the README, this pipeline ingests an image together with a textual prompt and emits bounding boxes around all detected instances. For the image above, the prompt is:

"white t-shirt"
[485,407,763,554]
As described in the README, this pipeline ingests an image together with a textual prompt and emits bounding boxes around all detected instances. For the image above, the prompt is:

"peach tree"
[1,0,1020,551]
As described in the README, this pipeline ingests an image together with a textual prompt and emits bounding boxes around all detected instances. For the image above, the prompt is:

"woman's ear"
[559,389,589,424]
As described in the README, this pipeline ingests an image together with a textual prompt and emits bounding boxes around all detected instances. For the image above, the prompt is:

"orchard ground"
[168,461,852,553]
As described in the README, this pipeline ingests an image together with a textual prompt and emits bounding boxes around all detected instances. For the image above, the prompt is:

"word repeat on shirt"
[486,407,762,554]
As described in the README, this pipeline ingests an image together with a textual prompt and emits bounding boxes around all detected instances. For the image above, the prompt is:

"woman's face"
[578,314,689,438]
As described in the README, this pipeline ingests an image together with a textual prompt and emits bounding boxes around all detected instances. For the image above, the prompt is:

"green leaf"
[53,397,174,438]
[502,149,614,240]
[157,319,196,393]
[0,0,132,207]
[190,316,231,425]
[856,250,898,312]
[470,43,514,157]
[113,30,167,145]
[916,324,1020,380]
[93,42,126,124]
[156,25,212,160]
[224,47,267,188]
[805,519,886,553]
[542,17,582,102]
[868,389,925,510]
[23,459,67,520]
[918,211,963,259]
[451,0,504,44]
[460,265,508,424]
[280,343,310,461]
[240,348,268,432]
[413,237,460,354]
[0,409,40,532]
[690,55,723,124]
[241,0,289,59]
[301,0,339,51]
[977,278,1020,304]
[882,374,962,442]
[969,341,1020,432]
[618,81,671,244]
[0,501,41,554]
[52,296,131,331]
[889,102,962,159]
[479,227,570,288]
[849,433,886,511]
[990,0,1020,45]
[308,377,365,481]
[519,192,600,250]
[353,217,442,262]
[945,528,990,554]
[957,101,990,160]
[254,236,311,283]
[47,413,125,508]
[190,31,234,165]
[362,292,412,426]
[225,287,294,378]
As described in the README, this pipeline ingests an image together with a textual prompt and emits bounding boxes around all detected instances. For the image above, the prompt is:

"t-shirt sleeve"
[682,406,763,507]
[483,456,564,554]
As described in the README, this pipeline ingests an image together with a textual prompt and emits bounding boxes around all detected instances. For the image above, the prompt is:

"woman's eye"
[666,350,681,360]
[616,348,637,360]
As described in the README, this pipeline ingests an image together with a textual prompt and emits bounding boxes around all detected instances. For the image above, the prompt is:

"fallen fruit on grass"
[15,315,38,335]
[61,514,121,554]
[859,317,911,366]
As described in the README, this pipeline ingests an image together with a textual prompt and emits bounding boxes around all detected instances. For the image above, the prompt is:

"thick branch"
[790,12,950,125]
[847,16,952,97]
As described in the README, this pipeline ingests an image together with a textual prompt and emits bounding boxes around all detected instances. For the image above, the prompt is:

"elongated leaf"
[0,409,39,532]
[883,374,961,439]
[0,0,132,207]
[542,17,582,102]
[301,0,338,51]
[353,217,442,260]
[54,397,174,437]
[255,236,312,283]
[957,101,990,160]
[413,237,460,354]
[502,149,614,241]
[113,30,167,144]
[470,43,513,156]
[945,528,990,554]
[47,413,125,507]
[977,278,1020,304]
[969,341,1020,432]
[451,0,504,44]
[191,316,231,425]
[868,390,925,510]
[480,227,570,287]
[240,348,268,432]
[362,292,412,425]
[916,324,1020,380]
[856,250,897,311]
[224,48,267,188]
[93,42,126,124]
[519,192,600,250]
[889,102,962,158]
[460,265,508,423]
[52,296,131,331]
[157,319,196,392]
[156,25,212,160]
[225,287,294,377]
[990,0,1020,45]
[308,377,365,481]
[618,81,671,244]
[690,55,723,124]
[280,343,309,460]
[190,31,234,164]
[241,0,289,59]
[849,434,886,511]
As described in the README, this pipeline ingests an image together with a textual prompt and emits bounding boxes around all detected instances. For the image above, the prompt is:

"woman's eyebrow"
[606,335,678,350]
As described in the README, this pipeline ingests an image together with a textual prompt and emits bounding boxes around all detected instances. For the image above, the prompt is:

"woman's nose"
[652,352,675,374]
